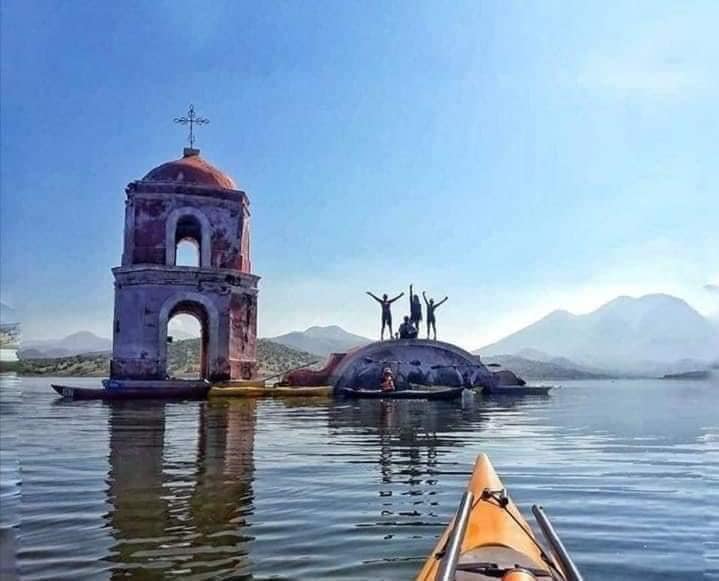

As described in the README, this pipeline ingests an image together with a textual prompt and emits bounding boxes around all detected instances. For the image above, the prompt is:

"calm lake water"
[1,375,717,580]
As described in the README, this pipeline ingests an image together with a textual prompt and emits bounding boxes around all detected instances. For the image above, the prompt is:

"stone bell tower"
[109,145,259,383]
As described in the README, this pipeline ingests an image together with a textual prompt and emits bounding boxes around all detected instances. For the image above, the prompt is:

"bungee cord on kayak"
[473,489,569,581]
[418,455,583,581]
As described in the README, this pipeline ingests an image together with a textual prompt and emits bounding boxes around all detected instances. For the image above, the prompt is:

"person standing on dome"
[423,291,448,341]
[366,290,404,340]
[409,284,423,335]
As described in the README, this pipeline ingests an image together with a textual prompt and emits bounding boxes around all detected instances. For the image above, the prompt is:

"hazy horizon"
[8,290,719,354]
[2,1,717,348]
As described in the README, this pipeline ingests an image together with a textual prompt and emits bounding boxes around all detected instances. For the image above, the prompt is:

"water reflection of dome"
[326,398,488,541]
[327,398,486,448]
[106,399,256,576]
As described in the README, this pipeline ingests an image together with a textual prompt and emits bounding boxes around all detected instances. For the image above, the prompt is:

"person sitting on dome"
[398,316,418,339]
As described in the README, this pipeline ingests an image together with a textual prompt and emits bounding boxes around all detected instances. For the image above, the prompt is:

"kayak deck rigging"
[418,454,582,581]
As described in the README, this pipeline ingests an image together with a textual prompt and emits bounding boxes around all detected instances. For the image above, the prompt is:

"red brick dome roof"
[142,149,237,190]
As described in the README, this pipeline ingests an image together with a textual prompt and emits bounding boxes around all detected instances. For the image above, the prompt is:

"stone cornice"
[126,180,249,209]
[112,265,259,292]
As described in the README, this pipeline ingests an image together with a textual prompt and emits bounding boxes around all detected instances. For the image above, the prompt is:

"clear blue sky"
[1,1,717,348]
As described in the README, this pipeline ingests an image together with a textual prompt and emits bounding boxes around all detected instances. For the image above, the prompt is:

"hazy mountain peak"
[308,325,343,331]
[64,330,103,340]
[602,293,692,310]
[543,309,574,320]
[593,294,704,328]
[602,295,632,307]
[268,325,372,356]
[478,293,718,375]
[304,325,349,337]
[20,330,112,359]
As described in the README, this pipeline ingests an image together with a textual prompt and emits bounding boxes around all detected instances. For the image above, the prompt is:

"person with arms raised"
[366,290,404,340]
[423,291,448,340]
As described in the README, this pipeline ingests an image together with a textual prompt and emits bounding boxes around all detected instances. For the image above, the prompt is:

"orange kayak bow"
[417,454,582,581]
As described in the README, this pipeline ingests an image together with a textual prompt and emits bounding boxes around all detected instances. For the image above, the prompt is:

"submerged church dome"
[142,148,237,190]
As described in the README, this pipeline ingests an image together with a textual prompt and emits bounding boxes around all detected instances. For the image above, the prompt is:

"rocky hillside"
[4,352,111,377]
[166,338,319,378]
[4,339,319,379]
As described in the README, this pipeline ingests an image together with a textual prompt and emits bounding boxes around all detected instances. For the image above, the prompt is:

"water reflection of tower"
[107,402,169,580]
[106,399,257,579]
[191,398,257,577]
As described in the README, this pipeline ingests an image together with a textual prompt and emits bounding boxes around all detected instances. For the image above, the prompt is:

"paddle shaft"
[532,505,583,581]
[436,491,474,581]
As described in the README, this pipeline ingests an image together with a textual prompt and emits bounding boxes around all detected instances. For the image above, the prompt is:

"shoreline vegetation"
[0,339,317,379]
[661,370,711,380]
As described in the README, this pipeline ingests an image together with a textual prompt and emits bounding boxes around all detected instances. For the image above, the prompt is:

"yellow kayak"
[417,454,580,581]
[209,385,334,398]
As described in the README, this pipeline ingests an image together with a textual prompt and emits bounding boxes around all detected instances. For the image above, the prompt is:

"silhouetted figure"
[366,291,404,340]
[423,291,448,340]
[398,316,418,339]
[409,284,423,332]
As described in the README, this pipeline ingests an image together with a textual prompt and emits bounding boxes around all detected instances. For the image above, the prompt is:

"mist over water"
[0,376,717,580]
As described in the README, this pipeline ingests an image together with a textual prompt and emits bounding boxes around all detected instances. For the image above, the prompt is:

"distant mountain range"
[481,354,612,381]
[267,325,372,356]
[19,325,370,361]
[20,331,112,359]
[17,293,717,378]
[478,294,719,376]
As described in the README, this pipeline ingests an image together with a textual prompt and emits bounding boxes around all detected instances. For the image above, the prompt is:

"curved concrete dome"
[142,149,237,190]
[330,339,497,390]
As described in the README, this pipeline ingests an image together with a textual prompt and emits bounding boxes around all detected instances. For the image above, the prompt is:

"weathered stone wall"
[111,266,258,382]
[229,292,258,379]
[131,197,167,265]
[124,187,250,272]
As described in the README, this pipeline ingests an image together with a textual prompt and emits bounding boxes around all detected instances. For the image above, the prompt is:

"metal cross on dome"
[174,104,209,149]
